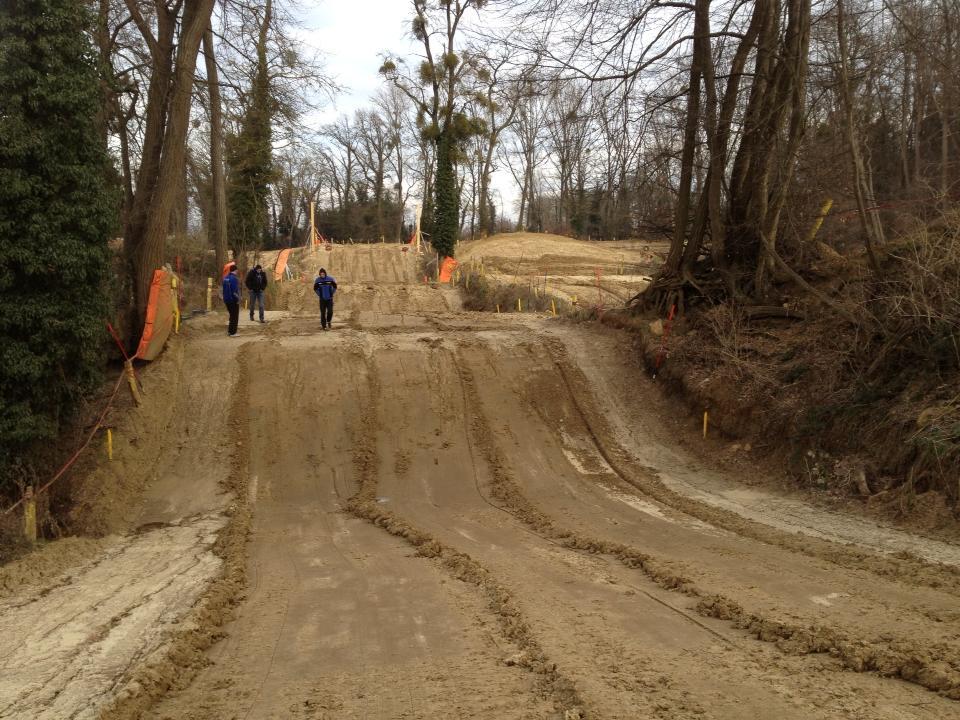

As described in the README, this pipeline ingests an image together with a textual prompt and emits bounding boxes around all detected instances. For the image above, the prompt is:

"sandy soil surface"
[457,232,665,305]
[4,241,960,719]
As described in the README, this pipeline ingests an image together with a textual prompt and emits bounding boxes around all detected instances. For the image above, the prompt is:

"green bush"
[0,0,116,487]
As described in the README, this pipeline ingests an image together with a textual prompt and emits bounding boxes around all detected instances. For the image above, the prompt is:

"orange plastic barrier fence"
[275,248,292,280]
[136,269,175,361]
[438,256,458,283]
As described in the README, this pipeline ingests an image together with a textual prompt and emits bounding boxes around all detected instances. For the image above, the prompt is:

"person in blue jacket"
[313,267,338,330]
[222,264,241,336]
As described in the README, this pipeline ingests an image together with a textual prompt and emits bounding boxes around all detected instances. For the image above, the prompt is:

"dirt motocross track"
[4,241,960,720]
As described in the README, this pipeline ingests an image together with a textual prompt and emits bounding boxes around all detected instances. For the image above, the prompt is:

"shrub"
[0,0,116,490]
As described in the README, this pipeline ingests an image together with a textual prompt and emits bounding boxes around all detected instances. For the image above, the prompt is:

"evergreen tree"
[0,0,116,479]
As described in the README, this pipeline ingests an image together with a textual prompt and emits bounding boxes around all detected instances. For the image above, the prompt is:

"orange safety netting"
[438,256,458,283]
[275,248,291,280]
[136,269,175,361]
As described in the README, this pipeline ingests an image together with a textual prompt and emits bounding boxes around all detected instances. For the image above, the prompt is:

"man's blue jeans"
[250,290,265,321]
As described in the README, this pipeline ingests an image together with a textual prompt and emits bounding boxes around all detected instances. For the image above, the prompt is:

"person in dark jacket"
[313,268,338,330]
[222,264,241,336]
[245,264,268,323]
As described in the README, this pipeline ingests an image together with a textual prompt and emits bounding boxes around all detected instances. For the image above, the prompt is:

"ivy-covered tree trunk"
[226,0,274,257]
[0,0,116,478]
[433,130,458,258]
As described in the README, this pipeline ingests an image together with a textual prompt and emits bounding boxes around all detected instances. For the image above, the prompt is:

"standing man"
[222,263,241,336]
[245,263,268,323]
[313,267,338,330]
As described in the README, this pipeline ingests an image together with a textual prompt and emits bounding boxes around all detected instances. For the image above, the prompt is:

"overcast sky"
[295,0,519,221]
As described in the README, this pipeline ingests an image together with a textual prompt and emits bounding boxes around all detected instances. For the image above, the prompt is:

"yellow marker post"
[171,276,180,334]
[703,411,709,439]
[23,486,36,545]
[125,359,142,406]
[551,298,557,317]
[206,277,213,312]
[496,304,500,313]
[517,297,522,312]
[106,428,113,461]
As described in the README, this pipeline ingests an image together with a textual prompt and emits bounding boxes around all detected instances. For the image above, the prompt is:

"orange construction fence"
[438,256,458,283]
[136,269,176,361]
[275,248,292,280]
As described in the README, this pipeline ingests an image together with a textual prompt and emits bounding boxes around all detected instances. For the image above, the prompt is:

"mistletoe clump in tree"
[380,0,486,258]
[0,0,116,479]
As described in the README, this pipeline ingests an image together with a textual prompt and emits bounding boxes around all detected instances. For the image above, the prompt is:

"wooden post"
[23,485,36,544]
[309,201,316,252]
[206,277,213,312]
[415,203,423,252]
[171,276,180,334]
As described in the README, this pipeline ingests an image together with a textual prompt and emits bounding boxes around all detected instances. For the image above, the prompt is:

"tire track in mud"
[448,347,739,652]
[453,341,960,701]
[545,337,960,596]
[342,341,588,719]
[97,347,254,720]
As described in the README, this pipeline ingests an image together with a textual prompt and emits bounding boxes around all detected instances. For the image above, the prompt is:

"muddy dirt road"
[4,243,960,719]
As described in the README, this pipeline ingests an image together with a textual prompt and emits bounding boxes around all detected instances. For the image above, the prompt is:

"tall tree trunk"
[665,24,703,275]
[203,26,228,271]
[132,0,216,321]
[837,0,883,274]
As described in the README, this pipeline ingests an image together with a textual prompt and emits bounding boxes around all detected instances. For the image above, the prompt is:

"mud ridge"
[547,338,960,597]
[96,347,255,720]
[454,344,960,700]
[342,343,588,719]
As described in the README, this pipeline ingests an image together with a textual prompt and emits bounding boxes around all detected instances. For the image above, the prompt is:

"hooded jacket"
[313,275,337,301]
[222,273,240,303]
[245,267,268,292]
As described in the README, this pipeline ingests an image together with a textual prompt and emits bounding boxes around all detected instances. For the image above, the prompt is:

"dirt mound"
[457,232,663,308]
